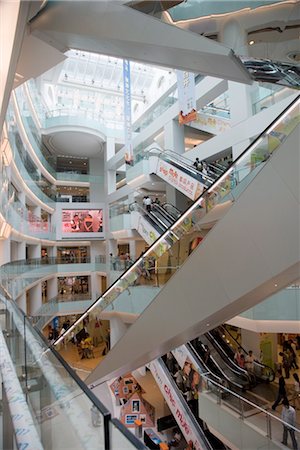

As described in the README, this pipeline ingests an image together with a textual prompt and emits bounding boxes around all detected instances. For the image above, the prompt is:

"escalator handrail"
[129,202,169,232]
[196,338,247,390]
[162,202,182,217]
[158,357,214,450]
[152,203,178,223]
[186,342,224,385]
[219,325,275,381]
[205,332,253,383]
[53,94,300,346]
[148,147,216,184]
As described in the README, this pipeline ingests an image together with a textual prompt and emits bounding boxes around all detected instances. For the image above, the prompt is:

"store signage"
[150,360,204,450]
[123,60,133,165]
[157,159,202,200]
[195,112,230,134]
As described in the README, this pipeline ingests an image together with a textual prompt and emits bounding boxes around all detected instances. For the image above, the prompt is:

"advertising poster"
[157,159,202,200]
[62,209,103,234]
[176,70,197,124]
[150,359,203,450]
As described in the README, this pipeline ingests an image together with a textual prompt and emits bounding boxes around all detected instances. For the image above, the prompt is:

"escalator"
[129,202,168,245]
[149,148,217,197]
[161,350,229,449]
[130,202,178,245]
[190,336,251,391]
[211,325,275,383]
[150,357,226,450]
[53,96,300,384]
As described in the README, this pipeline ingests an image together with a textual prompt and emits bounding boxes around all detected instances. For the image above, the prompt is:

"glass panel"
[110,419,147,449]
[55,98,300,371]
[2,296,108,450]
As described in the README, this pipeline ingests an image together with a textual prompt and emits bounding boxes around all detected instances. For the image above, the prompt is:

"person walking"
[272,369,287,410]
[292,373,300,410]
[280,350,291,379]
[281,398,298,450]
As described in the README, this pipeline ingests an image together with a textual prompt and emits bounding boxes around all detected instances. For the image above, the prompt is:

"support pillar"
[109,316,129,348]
[28,283,42,315]
[219,18,253,160]
[106,136,115,160]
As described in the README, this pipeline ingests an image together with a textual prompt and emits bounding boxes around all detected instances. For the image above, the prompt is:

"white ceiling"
[45,131,104,157]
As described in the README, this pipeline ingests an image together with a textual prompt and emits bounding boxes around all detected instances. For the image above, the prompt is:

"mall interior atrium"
[0,0,300,449]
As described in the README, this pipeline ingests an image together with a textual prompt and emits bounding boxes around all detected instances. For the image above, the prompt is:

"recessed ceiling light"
[274,284,278,287]
[249,40,255,46]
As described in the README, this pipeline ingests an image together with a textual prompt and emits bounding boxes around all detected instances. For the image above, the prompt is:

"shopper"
[280,351,291,379]
[272,369,287,410]
[144,196,152,212]
[245,350,256,372]
[234,347,243,366]
[292,373,300,410]
[281,398,298,450]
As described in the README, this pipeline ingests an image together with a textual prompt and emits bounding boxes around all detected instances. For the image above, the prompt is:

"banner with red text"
[150,359,205,450]
[157,159,203,200]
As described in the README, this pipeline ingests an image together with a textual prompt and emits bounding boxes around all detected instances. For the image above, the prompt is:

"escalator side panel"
[86,124,300,384]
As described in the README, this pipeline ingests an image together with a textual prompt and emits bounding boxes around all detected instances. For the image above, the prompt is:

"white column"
[240,329,261,359]
[106,136,115,160]
[47,277,58,301]
[16,293,26,313]
[164,119,185,154]
[27,243,41,259]
[0,238,11,266]
[28,283,42,315]
[109,316,129,348]
[220,18,253,160]
[107,170,116,195]
[89,157,104,202]
[17,241,26,260]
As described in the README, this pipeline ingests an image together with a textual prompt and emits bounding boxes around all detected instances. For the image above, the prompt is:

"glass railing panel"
[55,97,300,356]
[251,83,295,115]
[6,123,55,205]
[1,295,110,450]
[14,87,57,176]
[110,419,147,450]
[199,373,300,449]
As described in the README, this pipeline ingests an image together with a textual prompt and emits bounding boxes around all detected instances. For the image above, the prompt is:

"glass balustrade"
[0,289,145,450]
[199,372,300,449]
[54,97,300,361]
[14,87,58,176]
[0,256,97,299]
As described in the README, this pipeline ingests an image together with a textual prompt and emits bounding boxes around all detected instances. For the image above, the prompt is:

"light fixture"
[249,40,255,46]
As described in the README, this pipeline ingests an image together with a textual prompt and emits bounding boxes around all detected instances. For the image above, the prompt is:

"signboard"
[61,209,103,234]
[176,70,197,124]
[157,159,203,200]
[123,60,133,165]
[150,360,204,450]
[194,112,230,134]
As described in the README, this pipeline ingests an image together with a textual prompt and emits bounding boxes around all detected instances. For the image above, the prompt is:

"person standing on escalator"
[272,369,287,410]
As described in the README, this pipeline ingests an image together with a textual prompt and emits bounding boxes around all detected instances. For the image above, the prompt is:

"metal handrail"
[201,371,300,435]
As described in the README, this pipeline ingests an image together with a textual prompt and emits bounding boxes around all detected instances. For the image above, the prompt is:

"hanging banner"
[157,159,203,200]
[123,60,133,165]
[176,70,197,125]
[150,360,204,450]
